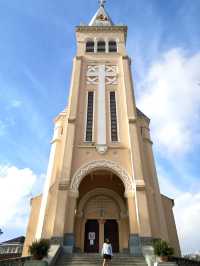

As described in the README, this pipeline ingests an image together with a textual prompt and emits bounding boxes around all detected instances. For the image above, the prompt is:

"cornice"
[76,25,128,41]
[76,25,127,32]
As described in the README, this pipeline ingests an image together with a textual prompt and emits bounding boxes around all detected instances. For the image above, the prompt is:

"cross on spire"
[99,0,106,7]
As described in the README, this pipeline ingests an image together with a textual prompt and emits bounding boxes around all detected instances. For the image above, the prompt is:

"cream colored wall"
[137,115,169,241]
[161,195,181,256]
[22,195,41,256]
[24,24,180,254]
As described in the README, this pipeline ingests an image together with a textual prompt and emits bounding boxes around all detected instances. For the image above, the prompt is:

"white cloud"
[138,48,200,157]
[0,165,38,228]
[159,172,200,254]
[137,48,200,254]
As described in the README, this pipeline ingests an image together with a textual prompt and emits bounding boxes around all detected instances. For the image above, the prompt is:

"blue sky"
[0,0,200,254]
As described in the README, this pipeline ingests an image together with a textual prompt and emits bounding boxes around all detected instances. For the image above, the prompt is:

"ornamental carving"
[105,65,118,85]
[86,65,118,85]
[70,160,134,194]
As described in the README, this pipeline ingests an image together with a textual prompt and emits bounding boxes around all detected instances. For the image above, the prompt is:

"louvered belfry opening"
[110,91,118,142]
[97,40,106,52]
[86,41,95,52]
[109,41,117,52]
[85,91,94,142]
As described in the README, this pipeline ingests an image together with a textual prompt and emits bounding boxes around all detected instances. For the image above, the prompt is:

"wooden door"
[104,220,119,253]
[84,220,99,253]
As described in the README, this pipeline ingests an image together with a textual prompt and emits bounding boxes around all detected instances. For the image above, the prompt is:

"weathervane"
[99,0,106,7]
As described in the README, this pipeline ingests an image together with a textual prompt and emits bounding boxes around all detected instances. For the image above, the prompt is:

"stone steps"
[56,254,147,266]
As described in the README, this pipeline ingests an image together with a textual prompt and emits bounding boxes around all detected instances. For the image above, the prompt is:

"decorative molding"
[129,117,137,124]
[70,160,134,194]
[58,182,69,191]
[87,76,98,84]
[86,65,118,85]
[68,118,76,123]
[105,65,118,85]
[87,65,99,84]
[96,144,108,154]
[135,179,145,188]
[77,188,127,217]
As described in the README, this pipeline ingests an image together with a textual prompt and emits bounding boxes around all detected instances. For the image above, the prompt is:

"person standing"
[102,239,113,266]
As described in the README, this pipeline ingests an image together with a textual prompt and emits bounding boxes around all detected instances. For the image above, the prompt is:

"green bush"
[153,239,174,257]
[29,239,50,260]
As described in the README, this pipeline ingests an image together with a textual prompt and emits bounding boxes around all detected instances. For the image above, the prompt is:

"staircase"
[55,253,148,266]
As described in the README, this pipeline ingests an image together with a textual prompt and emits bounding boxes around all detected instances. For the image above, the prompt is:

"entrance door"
[84,220,99,253]
[104,220,119,253]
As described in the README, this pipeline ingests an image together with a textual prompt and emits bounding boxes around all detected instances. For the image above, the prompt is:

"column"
[99,219,105,252]
[63,191,78,253]
[74,215,83,252]
[126,192,142,256]
[81,219,86,252]
[117,220,122,252]
[35,119,62,239]
[51,185,69,244]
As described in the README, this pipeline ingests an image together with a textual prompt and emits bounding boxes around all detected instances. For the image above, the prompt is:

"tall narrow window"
[85,91,94,142]
[97,40,106,52]
[109,41,117,52]
[110,91,118,142]
[86,41,94,52]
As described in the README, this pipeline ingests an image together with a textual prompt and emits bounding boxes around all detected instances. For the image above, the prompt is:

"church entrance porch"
[74,170,130,253]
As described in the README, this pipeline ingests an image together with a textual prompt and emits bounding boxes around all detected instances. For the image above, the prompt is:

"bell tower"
[23,0,180,257]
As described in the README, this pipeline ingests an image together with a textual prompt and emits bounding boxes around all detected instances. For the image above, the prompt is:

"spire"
[99,0,106,7]
[89,0,114,26]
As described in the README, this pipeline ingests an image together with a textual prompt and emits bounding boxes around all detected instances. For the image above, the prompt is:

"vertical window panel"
[85,91,94,142]
[110,91,118,142]
[97,41,106,52]
[109,41,117,52]
[86,41,94,52]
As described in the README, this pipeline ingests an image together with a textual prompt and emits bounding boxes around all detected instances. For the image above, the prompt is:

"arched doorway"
[74,170,129,253]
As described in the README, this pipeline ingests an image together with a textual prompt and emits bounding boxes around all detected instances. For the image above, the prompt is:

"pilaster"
[59,56,82,186]
[121,56,152,239]
[63,191,78,253]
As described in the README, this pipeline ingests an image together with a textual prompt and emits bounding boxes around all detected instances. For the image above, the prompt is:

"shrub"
[153,239,174,257]
[29,239,50,260]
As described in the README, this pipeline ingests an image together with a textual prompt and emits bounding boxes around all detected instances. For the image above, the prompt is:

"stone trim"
[77,188,127,218]
[70,160,134,195]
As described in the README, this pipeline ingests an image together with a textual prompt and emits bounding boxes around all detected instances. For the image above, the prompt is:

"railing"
[170,256,200,266]
[0,256,31,266]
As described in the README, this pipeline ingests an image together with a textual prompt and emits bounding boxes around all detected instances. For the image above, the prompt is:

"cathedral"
[23,0,180,257]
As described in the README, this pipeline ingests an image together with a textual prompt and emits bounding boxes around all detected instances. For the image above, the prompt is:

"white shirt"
[101,243,113,256]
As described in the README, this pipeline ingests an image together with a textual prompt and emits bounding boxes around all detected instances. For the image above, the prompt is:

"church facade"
[23,1,180,257]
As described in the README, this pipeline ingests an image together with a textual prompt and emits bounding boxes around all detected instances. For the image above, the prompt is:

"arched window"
[97,40,106,52]
[109,40,117,52]
[86,41,94,52]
